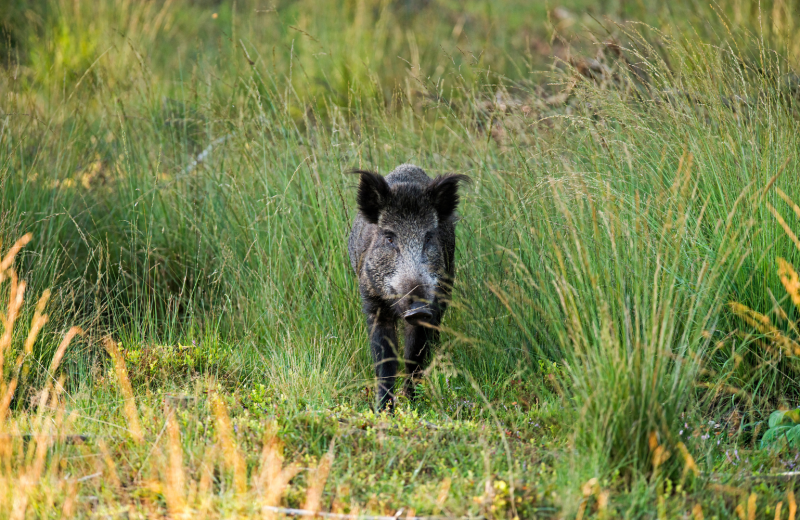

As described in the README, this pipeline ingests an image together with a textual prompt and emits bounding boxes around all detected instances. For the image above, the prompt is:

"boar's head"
[354,169,469,324]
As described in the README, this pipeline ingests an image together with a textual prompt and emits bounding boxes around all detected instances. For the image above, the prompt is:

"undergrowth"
[3,0,800,517]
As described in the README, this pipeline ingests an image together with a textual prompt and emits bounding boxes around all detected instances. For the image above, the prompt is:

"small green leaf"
[785,425,800,447]
[761,424,792,448]
[768,410,788,428]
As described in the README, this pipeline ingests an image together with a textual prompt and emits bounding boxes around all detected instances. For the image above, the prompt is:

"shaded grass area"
[4,0,800,517]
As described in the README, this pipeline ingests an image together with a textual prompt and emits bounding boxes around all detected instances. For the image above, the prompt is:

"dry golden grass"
[0,235,348,519]
[103,336,143,444]
[731,192,800,363]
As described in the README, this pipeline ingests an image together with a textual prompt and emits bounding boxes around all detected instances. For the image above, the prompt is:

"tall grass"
[3,0,800,515]
[0,239,333,517]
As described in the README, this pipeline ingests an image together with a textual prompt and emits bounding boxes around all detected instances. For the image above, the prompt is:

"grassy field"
[3,0,800,517]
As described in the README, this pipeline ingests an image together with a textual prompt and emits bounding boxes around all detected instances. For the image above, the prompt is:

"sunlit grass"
[3,0,800,517]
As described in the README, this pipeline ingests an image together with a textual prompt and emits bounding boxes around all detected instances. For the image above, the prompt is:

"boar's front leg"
[403,323,438,401]
[367,314,399,411]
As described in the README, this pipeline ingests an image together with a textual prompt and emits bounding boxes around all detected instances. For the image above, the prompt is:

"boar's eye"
[424,232,434,245]
[384,232,397,247]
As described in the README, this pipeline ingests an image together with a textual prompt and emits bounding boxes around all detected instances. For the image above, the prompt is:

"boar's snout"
[403,301,434,324]
[394,275,436,324]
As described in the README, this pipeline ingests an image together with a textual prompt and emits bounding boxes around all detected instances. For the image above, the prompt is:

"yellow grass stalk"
[692,504,704,520]
[677,442,700,478]
[256,424,285,491]
[777,258,800,310]
[0,378,18,426]
[46,327,81,383]
[331,485,351,514]
[257,428,301,518]
[0,270,25,377]
[768,202,800,253]
[776,188,800,220]
[575,497,588,520]
[0,459,6,513]
[31,327,82,427]
[0,234,32,278]
[790,489,797,520]
[747,493,757,520]
[103,337,144,444]
[729,302,800,356]
[0,422,9,473]
[23,289,50,355]
[10,421,22,470]
[576,478,598,520]
[302,438,336,513]
[164,410,189,519]
[97,439,122,491]
[210,393,247,496]
[9,426,51,520]
[775,502,783,520]
[597,490,609,518]
[197,445,217,519]
[260,459,301,507]
[59,480,77,520]
[433,477,451,515]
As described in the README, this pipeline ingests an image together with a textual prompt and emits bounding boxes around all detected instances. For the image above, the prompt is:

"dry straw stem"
[0,235,60,427]
[59,480,77,520]
[10,374,67,520]
[777,258,800,309]
[165,409,189,519]
[0,269,26,377]
[767,202,800,252]
[791,489,797,520]
[258,426,302,517]
[677,441,700,479]
[103,336,144,444]
[9,426,50,520]
[259,506,468,520]
[211,392,247,495]
[729,302,800,357]
[777,188,800,221]
[97,438,122,491]
[433,477,451,515]
[302,438,336,513]
[23,289,50,355]
[196,444,217,517]
[0,378,18,426]
[0,233,32,279]
[42,326,82,398]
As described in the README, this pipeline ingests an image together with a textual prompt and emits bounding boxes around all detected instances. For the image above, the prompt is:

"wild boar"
[348,164,469,410]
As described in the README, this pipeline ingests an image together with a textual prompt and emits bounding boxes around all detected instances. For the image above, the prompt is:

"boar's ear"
[427,174,470,222]
[353,169,391,225]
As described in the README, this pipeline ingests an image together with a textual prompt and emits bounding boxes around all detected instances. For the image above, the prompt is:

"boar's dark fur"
[348,164,469,410]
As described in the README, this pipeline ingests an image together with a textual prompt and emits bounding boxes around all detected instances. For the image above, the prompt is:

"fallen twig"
[260,505,481,520]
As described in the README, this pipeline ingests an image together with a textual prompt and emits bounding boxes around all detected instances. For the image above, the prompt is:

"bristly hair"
[426,174,471,222]
[351,169,392,225]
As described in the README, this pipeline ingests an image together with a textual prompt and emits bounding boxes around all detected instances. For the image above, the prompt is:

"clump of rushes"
[493,155,753,484]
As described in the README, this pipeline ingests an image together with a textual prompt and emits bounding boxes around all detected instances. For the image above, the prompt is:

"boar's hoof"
[403,302,433,324]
